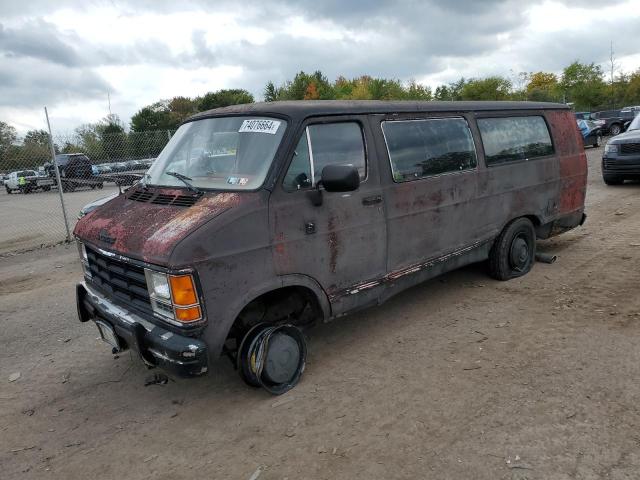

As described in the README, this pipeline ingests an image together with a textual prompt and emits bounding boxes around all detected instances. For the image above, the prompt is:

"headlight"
[605,143,619,154]
[145,270,171,300]
[145,269,202,323]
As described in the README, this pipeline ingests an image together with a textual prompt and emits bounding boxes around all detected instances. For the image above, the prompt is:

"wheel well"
[225,286,322,349]
[523,215,541,227]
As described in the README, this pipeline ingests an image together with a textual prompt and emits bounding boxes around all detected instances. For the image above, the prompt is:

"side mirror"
[321,165,360,192]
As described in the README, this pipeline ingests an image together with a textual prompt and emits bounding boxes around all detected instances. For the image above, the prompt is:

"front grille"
[86,247,152,315]
[603,157,640,173]
[127,188,201,207]
[620,143,640,155]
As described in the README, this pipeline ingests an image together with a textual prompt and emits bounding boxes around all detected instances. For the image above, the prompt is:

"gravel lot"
[1,145,640,479]
[0,185,121,255]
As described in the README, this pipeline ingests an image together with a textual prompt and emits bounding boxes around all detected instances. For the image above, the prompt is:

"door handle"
[362,195,382,206]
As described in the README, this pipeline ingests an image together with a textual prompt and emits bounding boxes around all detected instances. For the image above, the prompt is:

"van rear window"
[477,116,554,166]
[382,117,477,182]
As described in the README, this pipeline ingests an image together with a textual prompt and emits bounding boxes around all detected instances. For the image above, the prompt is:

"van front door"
[269,118,387,316]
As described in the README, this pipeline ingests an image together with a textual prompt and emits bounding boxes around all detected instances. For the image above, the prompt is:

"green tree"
[445,78,467,101]
[130,101,174,132]
[460,76,512,100]
[264,82,279,102]
[269,71,335,100]
[625,69,640,105]
[0,121,18,160]
[168,96,197,123]
[75,123,105,160]
[405,80,432,100]
[433,85,451,101]
[0,121,19,171]
[23,129,50,147]
[197,89,254,111]
[560,61,607,110]
[333,76,354,99]
[96,114,127,160]
[22,129,53,165]
[525,72,559,102]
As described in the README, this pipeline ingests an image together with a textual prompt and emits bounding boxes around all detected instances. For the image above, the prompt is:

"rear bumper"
[537,210,586,239]
[76,282,208,377]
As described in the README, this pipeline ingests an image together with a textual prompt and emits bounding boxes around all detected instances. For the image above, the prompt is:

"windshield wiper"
[165,171,202,194]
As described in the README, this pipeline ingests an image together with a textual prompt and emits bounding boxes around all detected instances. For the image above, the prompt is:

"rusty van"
[74,101,587,394]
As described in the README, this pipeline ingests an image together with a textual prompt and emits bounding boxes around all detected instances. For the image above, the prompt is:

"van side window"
[283,122,366,191]
[477,116,554,165]
[382,118,477,182]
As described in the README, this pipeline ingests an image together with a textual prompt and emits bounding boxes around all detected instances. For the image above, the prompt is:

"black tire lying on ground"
[237,323,307,395]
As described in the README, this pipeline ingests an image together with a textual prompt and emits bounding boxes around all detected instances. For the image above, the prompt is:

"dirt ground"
[1,145,639,480]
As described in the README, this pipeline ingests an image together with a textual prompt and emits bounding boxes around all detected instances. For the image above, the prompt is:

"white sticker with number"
[239,119,281,134]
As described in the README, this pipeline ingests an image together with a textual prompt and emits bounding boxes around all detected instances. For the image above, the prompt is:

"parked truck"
[44,153,104,192]
[5,170,55,194]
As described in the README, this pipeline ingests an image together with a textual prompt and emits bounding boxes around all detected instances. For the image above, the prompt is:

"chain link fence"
[0,125,175,255]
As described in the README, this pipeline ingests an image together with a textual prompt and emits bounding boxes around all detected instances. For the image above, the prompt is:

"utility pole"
[609,41,617,109]
[107,91,112,115]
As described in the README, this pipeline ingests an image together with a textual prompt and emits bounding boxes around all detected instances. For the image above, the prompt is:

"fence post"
[45,107,71,242]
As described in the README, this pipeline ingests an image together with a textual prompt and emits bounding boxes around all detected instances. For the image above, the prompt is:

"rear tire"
[488,218,536,281]
[5,186,10,194]
[603,175,624,185]
[609,124,622,136]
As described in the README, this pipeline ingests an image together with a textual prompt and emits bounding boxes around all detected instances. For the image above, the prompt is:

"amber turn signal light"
[169,275,198,306]
[174,306,201,322]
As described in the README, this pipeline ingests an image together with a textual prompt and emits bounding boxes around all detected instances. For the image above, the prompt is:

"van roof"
[189,100,570,123]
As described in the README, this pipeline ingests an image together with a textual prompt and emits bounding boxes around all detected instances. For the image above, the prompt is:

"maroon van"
[74,101,587,394]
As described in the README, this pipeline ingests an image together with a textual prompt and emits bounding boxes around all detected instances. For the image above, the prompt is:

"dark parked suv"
[602,113,640,184]
[74,101,587,394]
[592,109,636,136]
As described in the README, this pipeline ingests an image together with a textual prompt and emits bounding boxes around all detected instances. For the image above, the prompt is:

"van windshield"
[146,116,287,190]
[628,114,640,131]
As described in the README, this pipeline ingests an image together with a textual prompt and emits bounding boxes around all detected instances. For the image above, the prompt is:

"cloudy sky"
[1,0,639,135]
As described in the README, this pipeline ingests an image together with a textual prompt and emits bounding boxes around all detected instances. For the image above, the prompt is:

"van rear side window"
[382,117,477,182]
[478,116,554,166]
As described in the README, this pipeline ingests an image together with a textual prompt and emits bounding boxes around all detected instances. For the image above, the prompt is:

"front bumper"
[76,282,208,377]
[603,154,640,176]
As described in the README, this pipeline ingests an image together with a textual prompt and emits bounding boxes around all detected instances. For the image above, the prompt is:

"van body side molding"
[328,238,493,302]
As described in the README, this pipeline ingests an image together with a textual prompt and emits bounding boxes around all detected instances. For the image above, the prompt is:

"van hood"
[73,187,249,266]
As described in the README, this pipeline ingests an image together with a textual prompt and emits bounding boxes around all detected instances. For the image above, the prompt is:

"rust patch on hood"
[74,187,246,265]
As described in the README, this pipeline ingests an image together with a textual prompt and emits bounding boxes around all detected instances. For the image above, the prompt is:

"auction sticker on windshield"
[239,119,281,134]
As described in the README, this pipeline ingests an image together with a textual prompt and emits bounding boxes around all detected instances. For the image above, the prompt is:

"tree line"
[2,60,639,172]
[263,62,640,111]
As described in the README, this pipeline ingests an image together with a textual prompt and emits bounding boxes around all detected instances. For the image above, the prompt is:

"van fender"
[204,274,331,361]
